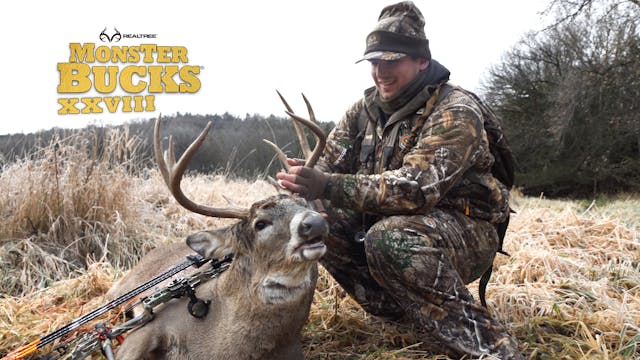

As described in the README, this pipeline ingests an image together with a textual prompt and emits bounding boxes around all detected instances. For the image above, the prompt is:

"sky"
[0,0,549,136]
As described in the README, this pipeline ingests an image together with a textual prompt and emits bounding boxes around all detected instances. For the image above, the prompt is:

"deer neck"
[217,256,317,308]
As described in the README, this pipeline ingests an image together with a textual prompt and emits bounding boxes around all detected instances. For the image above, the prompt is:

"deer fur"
[107,195,328,360]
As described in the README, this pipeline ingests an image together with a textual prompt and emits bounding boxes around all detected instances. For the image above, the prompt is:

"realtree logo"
[100,27,158,43]
[100,27,121,42]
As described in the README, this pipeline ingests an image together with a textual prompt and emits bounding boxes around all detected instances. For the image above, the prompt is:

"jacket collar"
[363,59,451,130]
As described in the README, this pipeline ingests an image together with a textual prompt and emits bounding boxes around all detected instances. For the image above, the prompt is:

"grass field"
[0,132,638,359]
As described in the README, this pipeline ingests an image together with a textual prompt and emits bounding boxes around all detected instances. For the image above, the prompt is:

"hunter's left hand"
[276,165,329,200]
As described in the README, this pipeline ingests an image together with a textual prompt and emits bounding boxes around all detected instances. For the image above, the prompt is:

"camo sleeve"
[315,100,364,174]
[324,92,484,215]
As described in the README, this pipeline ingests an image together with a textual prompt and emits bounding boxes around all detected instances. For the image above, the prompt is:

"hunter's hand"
[276,164,329,200]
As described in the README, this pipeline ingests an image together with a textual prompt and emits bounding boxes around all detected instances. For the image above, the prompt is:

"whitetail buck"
[107,94,328,360]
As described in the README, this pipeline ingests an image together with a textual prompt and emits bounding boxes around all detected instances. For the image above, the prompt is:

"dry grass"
[483,193,639,359]
[0,144,638,359]
[0,128,148,295]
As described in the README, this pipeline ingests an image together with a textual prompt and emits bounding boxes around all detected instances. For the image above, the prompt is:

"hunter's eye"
[254,220,270,231]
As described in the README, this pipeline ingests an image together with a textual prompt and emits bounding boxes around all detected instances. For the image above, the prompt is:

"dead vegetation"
[0,136,638,359]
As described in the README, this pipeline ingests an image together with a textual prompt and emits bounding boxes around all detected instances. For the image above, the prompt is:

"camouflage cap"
[356,1,431,63]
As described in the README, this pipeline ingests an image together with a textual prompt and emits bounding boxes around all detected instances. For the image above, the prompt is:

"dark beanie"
[356,1,431,63]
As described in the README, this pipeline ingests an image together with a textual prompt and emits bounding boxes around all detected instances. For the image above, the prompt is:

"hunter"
[277,1,522,358]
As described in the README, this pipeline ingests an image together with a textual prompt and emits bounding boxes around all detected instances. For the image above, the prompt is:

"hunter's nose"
[298,212,328,239]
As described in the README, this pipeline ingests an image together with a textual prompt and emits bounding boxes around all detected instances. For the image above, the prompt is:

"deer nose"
[298,212,328,240]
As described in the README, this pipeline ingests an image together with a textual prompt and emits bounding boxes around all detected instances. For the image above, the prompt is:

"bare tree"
[542,0,639,30]
[483,0,640,196]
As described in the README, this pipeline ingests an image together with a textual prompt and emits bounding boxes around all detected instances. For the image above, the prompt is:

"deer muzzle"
[292,211,328,261]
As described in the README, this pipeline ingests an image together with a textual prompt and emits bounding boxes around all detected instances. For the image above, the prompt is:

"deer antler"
[276,90,312,160]
[264,91,327,171]
[154,115,250,220]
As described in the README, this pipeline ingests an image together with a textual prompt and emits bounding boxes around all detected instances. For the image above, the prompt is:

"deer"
[106,93,328,360]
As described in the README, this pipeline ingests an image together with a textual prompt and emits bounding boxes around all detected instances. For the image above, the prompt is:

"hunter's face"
[370,56,429,99]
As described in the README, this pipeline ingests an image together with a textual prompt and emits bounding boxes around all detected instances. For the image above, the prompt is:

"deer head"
[151,93,328,303]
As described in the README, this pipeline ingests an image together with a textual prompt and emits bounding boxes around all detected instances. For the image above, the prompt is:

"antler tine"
[276,90,312,159]
[266,175,285,194]
[283,111,326,168]
[154,114,172,186]
[165,135,176,171]
[153,116,249,220]
[301,93,317,124]
[299,93,326,167]
[262,139,291,171]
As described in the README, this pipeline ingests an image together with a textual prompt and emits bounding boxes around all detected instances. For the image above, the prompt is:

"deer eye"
[254,220,271,231]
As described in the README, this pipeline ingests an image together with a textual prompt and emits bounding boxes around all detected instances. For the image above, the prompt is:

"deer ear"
[186,230,233,259]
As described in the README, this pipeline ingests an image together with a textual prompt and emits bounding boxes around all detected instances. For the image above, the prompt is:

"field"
[0,132,638,359]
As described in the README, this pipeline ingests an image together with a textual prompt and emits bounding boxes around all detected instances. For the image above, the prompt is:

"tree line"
[0,113,334,179]
[482,0,640,197]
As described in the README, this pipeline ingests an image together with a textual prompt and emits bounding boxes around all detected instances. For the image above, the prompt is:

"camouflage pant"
[320,206,523,359]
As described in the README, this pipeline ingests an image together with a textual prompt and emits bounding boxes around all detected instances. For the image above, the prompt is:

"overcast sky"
[0,0,548,135]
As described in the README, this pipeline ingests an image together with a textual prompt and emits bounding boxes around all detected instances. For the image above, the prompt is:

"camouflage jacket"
[318,83,510,224]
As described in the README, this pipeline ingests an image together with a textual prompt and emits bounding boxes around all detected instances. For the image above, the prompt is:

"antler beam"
[154,116,250,220]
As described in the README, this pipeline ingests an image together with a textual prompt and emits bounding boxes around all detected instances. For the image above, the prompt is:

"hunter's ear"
[419,58,430,70]
[186,230,233,259]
